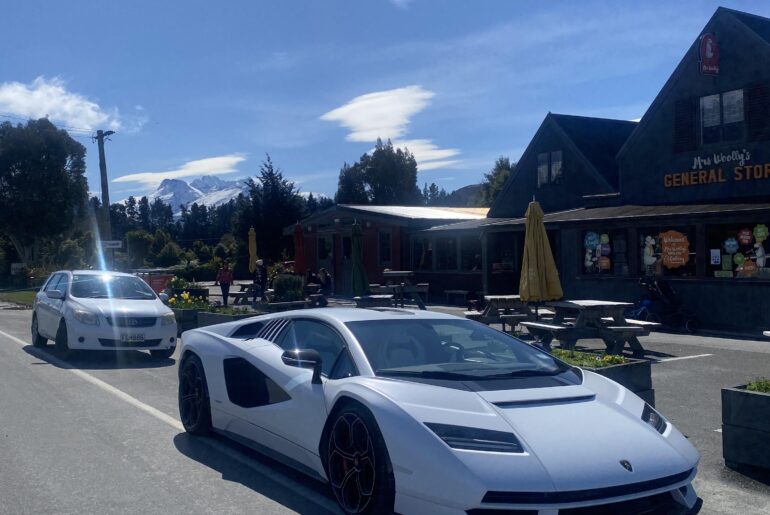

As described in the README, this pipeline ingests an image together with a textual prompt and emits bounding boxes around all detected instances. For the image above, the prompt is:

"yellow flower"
[168,297,176,304]
[181,292,190,301]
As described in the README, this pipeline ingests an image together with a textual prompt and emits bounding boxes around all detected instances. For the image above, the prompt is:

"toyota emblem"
[128,319,138,326]
[620,460,633,472]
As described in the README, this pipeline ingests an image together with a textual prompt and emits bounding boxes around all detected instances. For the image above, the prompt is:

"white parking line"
[657,354,713,363]
[0,328,339,512]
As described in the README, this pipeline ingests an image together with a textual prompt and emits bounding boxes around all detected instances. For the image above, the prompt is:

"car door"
[221,318,347,469]
[37,273,63,337]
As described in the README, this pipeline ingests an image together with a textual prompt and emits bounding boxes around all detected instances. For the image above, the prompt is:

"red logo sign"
[738,228,753,245]
[699,33,719,75]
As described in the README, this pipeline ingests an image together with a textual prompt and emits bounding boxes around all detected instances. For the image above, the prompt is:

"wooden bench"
[500,313,530,333]
[445,289,469,305]
[307,293,326,307]
[230,291,253,305]
[602,317,660,328]
[520,321,574,336]
[263,300,309,312]
[464,311,483,321]
[354,295,394,308]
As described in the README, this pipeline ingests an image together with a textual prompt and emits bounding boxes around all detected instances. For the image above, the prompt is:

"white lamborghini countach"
[177,307,700,515]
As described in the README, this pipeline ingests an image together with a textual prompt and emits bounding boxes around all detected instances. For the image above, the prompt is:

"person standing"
[254,259,268,305]
[216,262,233,307]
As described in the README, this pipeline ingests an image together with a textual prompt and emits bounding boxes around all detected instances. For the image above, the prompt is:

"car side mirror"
[281,349,322,384]
[46,290,64,300]
[159,292,169,304]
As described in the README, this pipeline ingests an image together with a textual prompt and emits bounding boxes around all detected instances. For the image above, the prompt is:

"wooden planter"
[585,359,655,407]
[197,311,256,328]
[172,308,202,335]
[722,386,770,471]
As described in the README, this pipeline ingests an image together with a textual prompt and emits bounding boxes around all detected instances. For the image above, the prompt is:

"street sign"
[100,240,123,249]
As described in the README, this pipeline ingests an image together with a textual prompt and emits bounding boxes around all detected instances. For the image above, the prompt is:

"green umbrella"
[350,222,369,296]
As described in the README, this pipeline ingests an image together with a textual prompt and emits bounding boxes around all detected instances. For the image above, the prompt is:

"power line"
[0,112,95,134]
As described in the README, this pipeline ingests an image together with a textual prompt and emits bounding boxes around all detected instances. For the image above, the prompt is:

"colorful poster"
[754,224,769,243]
[584,232,600,249]
[659,230,690,269]
[722,255,732,271]
[710,249,721,265]
[738,228,753,246]
[723,237,739,255]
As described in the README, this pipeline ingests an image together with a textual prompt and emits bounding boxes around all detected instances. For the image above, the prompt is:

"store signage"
[664,148,770,188]
[699,33,719,75]
[659,230,690,269]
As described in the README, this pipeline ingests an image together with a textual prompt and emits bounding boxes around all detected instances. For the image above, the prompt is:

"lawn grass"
[0,289,36,306]
[551,348,628,368]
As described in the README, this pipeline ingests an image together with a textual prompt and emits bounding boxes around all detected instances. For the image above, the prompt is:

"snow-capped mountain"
[147,176,249,214]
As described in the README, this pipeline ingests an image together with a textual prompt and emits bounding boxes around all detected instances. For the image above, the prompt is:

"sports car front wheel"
[325,404,394,514]
[178,354,211,435]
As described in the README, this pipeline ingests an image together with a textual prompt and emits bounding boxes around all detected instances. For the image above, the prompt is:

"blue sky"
[2,0,769,201]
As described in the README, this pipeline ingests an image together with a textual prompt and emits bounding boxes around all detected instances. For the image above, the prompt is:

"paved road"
[0,309,340,515]
[1,307,769,514]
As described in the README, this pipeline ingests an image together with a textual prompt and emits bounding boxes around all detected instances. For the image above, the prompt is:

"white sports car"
[177,308,700,514]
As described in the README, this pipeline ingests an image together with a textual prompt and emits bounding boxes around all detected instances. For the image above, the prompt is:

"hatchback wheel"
[31,314,47,348]
[55,320,71,355]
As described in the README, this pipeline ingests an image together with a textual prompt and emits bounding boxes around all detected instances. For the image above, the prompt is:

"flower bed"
[169,291,210,334]
[722,379,770,471]
[552,349,654,406]
[197,307,258,328]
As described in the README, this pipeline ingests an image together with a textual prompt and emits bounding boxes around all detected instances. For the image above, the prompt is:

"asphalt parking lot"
[0,305,769,514]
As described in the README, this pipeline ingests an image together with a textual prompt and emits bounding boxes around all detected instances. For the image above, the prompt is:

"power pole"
[95,129,116,267]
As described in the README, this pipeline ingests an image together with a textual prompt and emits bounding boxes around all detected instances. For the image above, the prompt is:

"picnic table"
[465,295,534,326]
[520,300,653,356]
[379,271,427,310]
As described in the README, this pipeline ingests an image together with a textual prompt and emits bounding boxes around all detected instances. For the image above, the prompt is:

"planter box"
[172,308,202,335]
[722,386,770,471]
[585,359,655,407]
[172,288,209,299]
[197,311,257,328]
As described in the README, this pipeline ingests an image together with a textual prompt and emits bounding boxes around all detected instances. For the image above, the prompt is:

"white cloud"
[113,154,247,188]
[321,85,461,172]
[321,85,434,142]
[0,76,121,131]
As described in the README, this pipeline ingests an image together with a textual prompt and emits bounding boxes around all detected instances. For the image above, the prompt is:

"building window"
[706,223,770,279]
[435,237,457,271]
[412,239,432,270]
[378,230,392,266]
[581,231,629,276]
[700,89,744,144]
[639,228,696,277]
[460,236,482,271]
[537,151,563,188]
[317,237,331,260]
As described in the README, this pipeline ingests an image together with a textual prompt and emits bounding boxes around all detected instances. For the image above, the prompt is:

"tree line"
[0,119,514,285]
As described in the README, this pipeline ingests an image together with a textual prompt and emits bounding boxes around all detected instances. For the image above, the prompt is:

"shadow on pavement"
[173,432,339,514]
[22,345,175,370]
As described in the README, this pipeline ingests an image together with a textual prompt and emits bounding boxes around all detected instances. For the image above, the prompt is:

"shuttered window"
[746,82,770,142]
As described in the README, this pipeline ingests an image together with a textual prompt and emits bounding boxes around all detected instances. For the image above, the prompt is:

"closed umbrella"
[519,201,563,302]
[293,223,307,276]
[248,227,258,274]
[350,222,369,296]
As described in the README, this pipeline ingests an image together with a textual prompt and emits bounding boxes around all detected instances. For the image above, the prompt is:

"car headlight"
[642,403,667,434]
[161,313,176,326]
[425,423,524,453]
[73,309,99,326]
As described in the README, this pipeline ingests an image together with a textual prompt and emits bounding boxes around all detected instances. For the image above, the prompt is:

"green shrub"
[272,274,304,302]
[747,378,770,394]
[168,276,190,289]
[268,262,294,286]
[551,348,628,368]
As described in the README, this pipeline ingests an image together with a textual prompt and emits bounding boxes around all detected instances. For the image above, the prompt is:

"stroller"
[626,276,699,333]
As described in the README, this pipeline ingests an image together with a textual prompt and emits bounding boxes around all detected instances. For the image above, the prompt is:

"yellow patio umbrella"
[519,201,563,302]
[248,227,258,273]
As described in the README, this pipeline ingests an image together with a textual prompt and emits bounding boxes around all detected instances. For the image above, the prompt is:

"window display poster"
[659,230,690,269]
[710,249,721,265]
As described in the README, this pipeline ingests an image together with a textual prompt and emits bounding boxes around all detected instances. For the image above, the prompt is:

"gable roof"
[549,114,637,190]
[489,113,636,217]
[618,7,770,160]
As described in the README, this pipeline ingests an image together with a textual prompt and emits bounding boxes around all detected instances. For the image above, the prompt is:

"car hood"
[361,373,697,492]
[71,298,171,317]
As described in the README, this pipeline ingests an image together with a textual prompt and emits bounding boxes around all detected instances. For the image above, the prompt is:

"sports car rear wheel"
[325,404,394,514]
[178,354,211,435]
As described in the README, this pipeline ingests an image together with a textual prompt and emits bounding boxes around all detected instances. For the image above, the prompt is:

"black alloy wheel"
[178,355,211,435]
[326,405,394,514]
[31,315,47,348]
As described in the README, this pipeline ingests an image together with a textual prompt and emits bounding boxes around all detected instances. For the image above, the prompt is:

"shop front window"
[639,227,696,277]
[460,236,482,271]
[378,230,392,266]
[706,223,770,279]
[318,237,331,260]
[435,237,457,271]
[581,230,629,276]
[412,239,432,270]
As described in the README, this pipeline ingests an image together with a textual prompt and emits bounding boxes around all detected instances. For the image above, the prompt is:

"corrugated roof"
[337,204,488,220]
[426,203,770,232]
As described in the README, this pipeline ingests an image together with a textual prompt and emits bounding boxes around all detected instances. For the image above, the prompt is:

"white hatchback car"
[31,270,177,358]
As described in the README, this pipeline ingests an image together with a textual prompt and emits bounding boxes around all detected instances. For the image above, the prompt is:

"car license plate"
[120,333,145,343]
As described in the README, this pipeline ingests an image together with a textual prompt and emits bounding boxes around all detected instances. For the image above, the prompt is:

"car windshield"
[70,275,157,300]
[346,319,570,379]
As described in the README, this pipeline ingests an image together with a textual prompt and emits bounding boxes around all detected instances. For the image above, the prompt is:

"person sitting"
[318,268,332,295]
